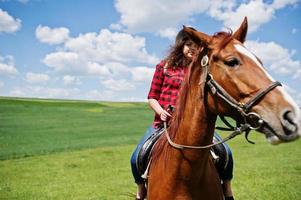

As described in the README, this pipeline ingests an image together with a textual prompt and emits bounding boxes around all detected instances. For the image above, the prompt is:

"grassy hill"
[0,97,300,199]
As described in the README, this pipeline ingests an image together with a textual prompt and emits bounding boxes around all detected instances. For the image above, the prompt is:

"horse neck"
[172,69,217,161]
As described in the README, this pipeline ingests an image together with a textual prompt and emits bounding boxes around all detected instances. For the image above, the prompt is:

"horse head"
[183,17,300,145]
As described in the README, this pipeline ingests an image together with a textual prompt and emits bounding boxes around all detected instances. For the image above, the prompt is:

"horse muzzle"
[260,108,301,145]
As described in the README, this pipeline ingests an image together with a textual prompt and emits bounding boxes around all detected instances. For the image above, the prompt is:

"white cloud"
[131,66,154,83]
[0,81,4,88]
[109,23,123,31]
[245,40,301,77]
[271,0,299,9]
[87,62,111,76]
[208,0,299,33]
[114,0,210,36]
[42,28,159,79]
[102,78,135,91]
[39,27,161,99]
[36,25,70,45]
[231,40,301,106]
[113,0,299,36]
[209,0,273,32]
[64,29,158,65]
[0,54,18,75]
[0,9,21,33]
[63,75,81,85]
[283,84,301,106]
[64,32,97,52]
[42,51,84,73]
[87,62,131,78]
[157,27,178,40]
[293,69,301,79]
[25,72,49,83]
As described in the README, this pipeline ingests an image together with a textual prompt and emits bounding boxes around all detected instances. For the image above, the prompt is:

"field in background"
[0,97,152,160]
[0,97,300,199]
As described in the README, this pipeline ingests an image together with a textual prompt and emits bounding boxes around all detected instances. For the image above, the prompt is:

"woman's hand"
[159,110,172,121]
[148,99,172,121]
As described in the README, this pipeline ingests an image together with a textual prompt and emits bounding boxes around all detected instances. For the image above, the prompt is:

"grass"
[0,97,153,160]
[228,135,301,200]
[0,145,136,200]
[0,97,300,199]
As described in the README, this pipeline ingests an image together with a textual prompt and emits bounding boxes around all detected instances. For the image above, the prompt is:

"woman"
[130,28,234,200]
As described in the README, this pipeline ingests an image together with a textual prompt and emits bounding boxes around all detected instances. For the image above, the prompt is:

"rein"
[165,54,282,150]
[164,121,250,149]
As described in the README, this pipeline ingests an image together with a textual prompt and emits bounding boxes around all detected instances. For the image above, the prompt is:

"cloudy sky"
[0,0,300,104]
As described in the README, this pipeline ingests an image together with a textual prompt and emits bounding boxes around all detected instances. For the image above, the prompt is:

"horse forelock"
[212,31,233,52]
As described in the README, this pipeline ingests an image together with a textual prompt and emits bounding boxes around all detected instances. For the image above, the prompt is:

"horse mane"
[151,60,199,161]
[151,30,233,161]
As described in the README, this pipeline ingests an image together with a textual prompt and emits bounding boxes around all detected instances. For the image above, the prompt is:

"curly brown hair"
[165,28,196,68]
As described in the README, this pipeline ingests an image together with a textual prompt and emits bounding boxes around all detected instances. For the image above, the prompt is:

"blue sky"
[0,0,300,104]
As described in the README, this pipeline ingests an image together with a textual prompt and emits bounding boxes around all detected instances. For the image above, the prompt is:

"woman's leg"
[214,132,234,199]
[130,126,156,183]
[130,126,157,199]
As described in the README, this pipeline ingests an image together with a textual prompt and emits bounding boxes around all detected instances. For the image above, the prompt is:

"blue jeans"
[130,126,158,184]
[130,127,233,183]
[214,132,234,181]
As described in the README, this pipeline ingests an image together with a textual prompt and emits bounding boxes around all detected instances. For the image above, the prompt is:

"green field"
[0,97,300,199]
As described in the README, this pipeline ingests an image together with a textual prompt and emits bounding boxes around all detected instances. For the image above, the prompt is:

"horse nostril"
[282,111,297,135]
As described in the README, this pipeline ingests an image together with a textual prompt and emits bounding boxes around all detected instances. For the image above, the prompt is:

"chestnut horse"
[147,17,301,200]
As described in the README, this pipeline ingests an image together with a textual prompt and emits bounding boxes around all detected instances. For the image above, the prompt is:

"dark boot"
[136,183,147,200]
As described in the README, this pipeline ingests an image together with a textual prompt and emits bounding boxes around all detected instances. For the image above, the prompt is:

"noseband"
[165,54,282,150]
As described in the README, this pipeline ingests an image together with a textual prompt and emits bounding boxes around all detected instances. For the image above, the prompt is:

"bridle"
[165,54,282,150]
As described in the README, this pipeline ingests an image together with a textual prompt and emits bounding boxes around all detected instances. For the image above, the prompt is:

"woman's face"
[182,40,198,60]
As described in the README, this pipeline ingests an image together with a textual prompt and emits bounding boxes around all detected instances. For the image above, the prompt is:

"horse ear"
[233,17,248,43]
[183,26,211,45]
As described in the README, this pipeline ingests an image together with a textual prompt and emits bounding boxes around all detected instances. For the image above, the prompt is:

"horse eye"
[224,58,240,67]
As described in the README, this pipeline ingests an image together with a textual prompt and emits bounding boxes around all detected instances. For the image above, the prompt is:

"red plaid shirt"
[147,60,188,128]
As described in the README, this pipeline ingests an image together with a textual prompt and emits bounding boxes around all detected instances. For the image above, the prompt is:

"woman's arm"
[147,61,171,121]
[148,99,171,121]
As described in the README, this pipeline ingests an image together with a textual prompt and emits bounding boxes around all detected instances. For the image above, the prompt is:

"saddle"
[212,135,230,174]
[137,128,164,175]
[136,129,230,179]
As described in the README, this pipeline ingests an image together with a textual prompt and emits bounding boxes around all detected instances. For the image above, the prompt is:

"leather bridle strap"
[243,81,282,111]
[206,75,246,115]
[206,75,281,117]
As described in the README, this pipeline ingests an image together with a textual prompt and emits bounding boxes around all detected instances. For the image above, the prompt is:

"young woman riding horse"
[130,27,234,199]
[145,17,300,200]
